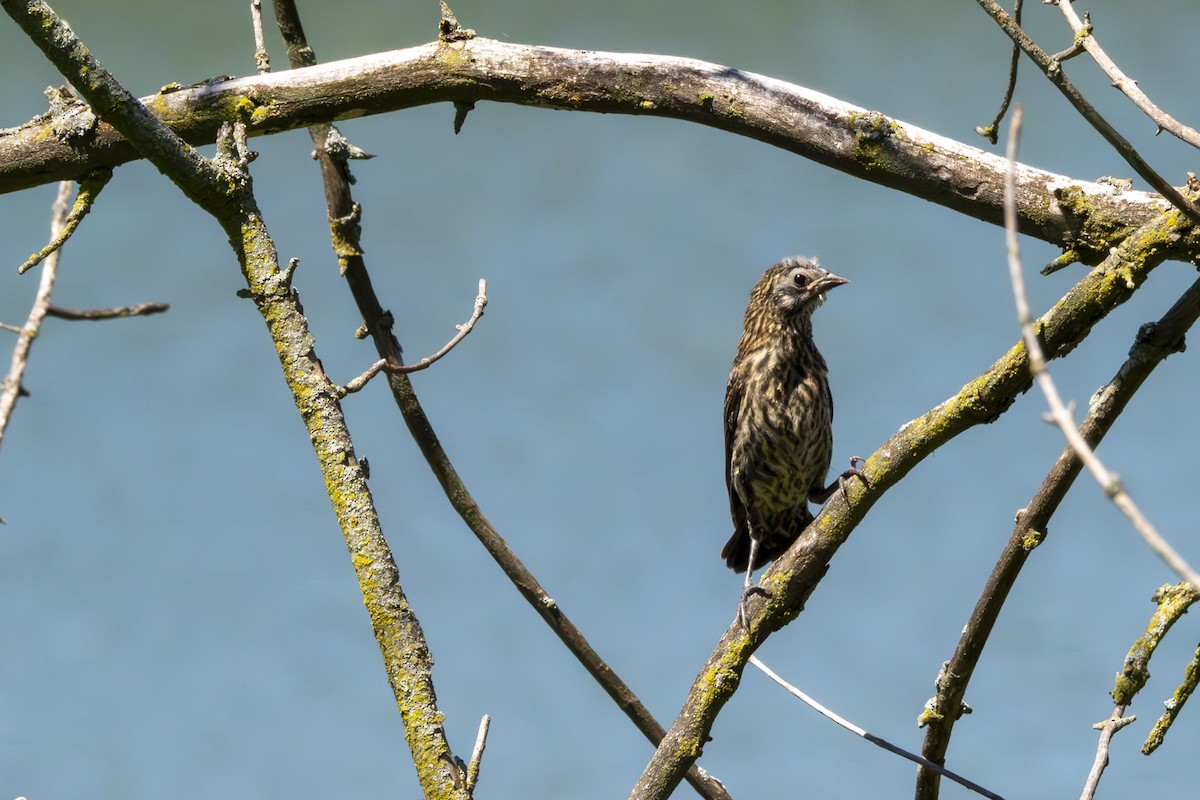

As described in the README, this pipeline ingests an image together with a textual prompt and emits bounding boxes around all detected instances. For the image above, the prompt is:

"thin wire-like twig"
[975,0,1022,144]
[1004,105,1200,592]
[749,657,1005,800]
[46,302,169,320]
[1051,2,1200,150]
[336,279,487,397]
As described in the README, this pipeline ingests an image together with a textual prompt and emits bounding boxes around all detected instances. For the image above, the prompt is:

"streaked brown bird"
[721,257,853,576]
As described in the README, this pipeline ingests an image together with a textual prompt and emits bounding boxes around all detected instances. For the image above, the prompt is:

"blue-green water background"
[2,1,1198,797]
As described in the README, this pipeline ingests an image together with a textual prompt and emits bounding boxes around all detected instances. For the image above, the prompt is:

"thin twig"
[749,656,1005,800]
[18,168,111,274]
[976,0,1200,226]
[1004,105,1200,592]
[1079,706,1135,800]
[1143,636,1200,755]
[46,302,169,320]
[975,0,1022,144]
[465,714,490,792]
[0,180,72,450]
[250,0,270,74]
[1109,581,1200,757]
[336,279,487,397]
[1052,2,1200,150]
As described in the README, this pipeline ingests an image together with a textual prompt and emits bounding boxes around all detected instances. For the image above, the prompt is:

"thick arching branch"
[1,36,1187,264]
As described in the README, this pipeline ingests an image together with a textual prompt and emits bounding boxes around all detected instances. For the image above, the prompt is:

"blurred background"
[1,1,1198,797]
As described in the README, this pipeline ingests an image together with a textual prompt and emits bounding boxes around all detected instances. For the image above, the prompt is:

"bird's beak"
[811,272,850,297]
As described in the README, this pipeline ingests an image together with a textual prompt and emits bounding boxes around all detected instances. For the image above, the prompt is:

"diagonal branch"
[18,167,111,274]
[1004,107,1200,591]
[913,105,1200,800]
[1082,582,1198,800]
[1051,2,1200,151]
[630,200,1191,798]
[268,3,730,797]
[973,0,1200,226]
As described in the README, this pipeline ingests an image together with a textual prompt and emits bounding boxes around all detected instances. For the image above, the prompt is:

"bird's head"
[760,257,849,318]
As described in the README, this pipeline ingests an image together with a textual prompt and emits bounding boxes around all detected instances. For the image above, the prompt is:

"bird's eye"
[792,271,809,288]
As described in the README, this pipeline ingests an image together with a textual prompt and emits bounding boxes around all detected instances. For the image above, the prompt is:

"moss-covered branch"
[914,272,1200,800]
[0,1,466,796]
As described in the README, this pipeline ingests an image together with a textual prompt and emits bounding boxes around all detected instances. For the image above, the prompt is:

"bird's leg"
[737,531,771,629]
[809,456,869,506]
[743,536,760,593]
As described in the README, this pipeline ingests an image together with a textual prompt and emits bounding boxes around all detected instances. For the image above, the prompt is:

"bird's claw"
[737,584,772,629]
[836,456,869,503]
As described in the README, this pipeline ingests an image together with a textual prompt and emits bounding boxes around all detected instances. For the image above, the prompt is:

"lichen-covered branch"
[0,36,1189,266]
[914,156,1200,800]
[267,4,733,797]
[0,1,465,796]
[1143,635,1200,755]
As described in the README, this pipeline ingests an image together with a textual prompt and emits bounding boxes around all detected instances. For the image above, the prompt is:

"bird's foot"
[837,456,870,503]
[737,573,772,629]
[810,456,870,506]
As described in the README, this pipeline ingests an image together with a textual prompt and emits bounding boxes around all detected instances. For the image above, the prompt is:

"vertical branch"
[0,180,72,451]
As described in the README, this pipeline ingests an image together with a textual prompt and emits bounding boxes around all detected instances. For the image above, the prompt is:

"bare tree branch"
[1051,2,1200,150]
[1081,582,1198,797]
[1,37,1192,269]
[0,181,71,450]
[1143,612,1200,755]
[465,714,490,793]
[45,301,169,320]
[0,2,467,794]
[336,279,488,398]
[250,0,270,74]
[974,0,1200,226]
[1080,707,1135,800]
[268,4,731,797]
[915,110,1200,799]
[17,168,111,274]
[1004,106,1200,591]
[975,0,1023,144]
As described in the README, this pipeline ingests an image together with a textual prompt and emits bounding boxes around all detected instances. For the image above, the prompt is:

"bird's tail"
[721,510,812,573]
